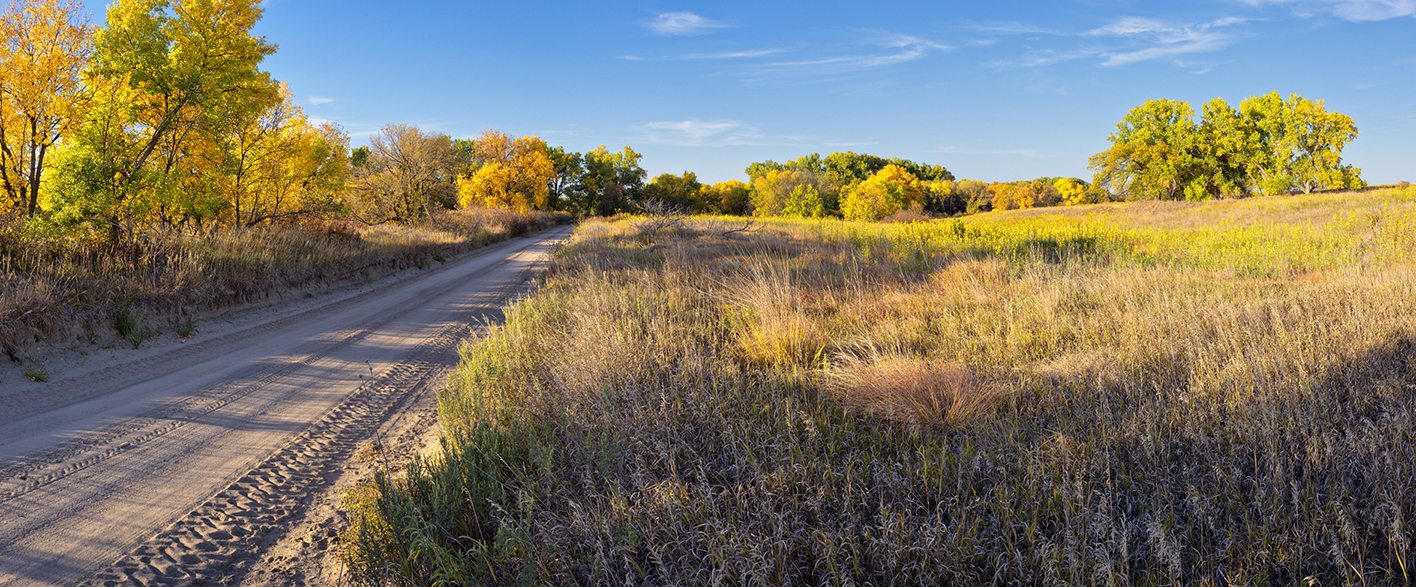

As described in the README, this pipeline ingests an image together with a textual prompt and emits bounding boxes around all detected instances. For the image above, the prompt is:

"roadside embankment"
[0,208,569,374]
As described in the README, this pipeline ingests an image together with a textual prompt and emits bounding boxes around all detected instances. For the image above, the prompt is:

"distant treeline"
[637,151,1104,221]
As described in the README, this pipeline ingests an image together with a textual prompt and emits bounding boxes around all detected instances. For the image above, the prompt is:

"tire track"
[0,233,537,430]
[0,234,541,502]
[77,251,549,587]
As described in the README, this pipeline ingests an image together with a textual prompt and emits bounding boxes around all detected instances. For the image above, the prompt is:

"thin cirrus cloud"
[634,120,808,147]
[646,12,731,35]
[619,49,782,62]
[1084,16,1248,66]
[308,96,335,105]
[990,48,1102,68]
[1235,0,1415,21]
[983,16,1247,68]
[751,34,952,76]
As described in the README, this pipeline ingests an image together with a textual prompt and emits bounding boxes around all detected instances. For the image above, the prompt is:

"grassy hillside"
[343,188,1416,585]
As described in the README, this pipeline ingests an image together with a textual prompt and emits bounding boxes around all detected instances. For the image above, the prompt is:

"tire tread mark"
[77,256,549,587]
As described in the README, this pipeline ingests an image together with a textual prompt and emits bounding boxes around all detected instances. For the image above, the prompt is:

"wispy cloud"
[646,12,730,35]
[966,21,1063,35]
[752,34,952,76]
[620,49,782,61]
[634,120,809,147]
[309,96,335,105]
[990,48,1102,68]
[1086,16,1247,66]
[1236,0,1416,21]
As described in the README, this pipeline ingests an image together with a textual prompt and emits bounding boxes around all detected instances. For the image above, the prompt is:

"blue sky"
[93,0,1416,184]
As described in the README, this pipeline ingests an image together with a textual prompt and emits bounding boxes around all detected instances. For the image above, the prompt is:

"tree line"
[0,0,653,248]
[695,93,1364,222]
[2,0,1367,236]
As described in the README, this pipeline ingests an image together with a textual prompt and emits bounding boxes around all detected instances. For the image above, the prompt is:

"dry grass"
[829,354,999,425]
[0,207,565,353]
[343,189,1416,586]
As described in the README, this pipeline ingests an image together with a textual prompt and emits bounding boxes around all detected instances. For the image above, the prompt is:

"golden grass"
[828,354,999,425]
[343,188,1416,586]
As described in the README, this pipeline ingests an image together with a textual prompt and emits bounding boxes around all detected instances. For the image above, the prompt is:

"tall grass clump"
[0,208,565,351]
[345,189,1416,586]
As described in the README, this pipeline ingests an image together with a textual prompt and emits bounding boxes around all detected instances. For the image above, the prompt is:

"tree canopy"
[1089,93,1362,200]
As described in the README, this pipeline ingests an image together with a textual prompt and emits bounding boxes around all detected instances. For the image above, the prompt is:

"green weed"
[23,364,48,382]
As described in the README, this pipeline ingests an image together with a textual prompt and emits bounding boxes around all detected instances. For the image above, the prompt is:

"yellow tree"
[457,129,554,212]
[839,164,923,221]
[989,183,1035,211]
[45,0,277,243]
[0,0,92,216]
[1054,178,1088,206]
[699,180,751,215]
[750,169,829,217]
[217,85,348,226]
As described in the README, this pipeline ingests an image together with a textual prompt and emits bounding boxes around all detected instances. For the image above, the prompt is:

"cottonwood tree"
[1054,178,1089,206]
[349,124,457,223]
[748,151,952,201]
[839,164,924,221]
[1088,99,1208,200]
[47,0,278,243]
[217,85,348,227]
[751,169,829,218]
[1090,94,1362,200]
[0,0,91,216]
[1238,92,1361,194]
[699,180,752,215]
[640,171,706,212]
[573,145,645,216]
[456,129,555,213]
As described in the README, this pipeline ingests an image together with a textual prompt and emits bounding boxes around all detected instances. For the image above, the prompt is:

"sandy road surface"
[0,226,571,586]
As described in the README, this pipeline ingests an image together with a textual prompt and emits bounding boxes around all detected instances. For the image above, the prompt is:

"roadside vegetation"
[0,0,595,357]
[0,208,560,353]
[341,185,1416,585]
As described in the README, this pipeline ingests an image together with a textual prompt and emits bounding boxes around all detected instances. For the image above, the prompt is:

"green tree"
[574,145,645,215]
[1238,92,1361,194]
[47,0,278,243]
[543,145,582,210]
[641,171,705,212]
[781,184,825,218]
[1090,94,1362,201]
[1088,99,1207,201]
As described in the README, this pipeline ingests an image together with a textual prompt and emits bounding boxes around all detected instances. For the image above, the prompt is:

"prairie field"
[344,187,1416,585]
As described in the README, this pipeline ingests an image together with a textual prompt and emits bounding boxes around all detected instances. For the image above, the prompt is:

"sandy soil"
[0,226,572,587]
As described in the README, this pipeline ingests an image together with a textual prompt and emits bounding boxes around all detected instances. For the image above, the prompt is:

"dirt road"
[0,226,571,586]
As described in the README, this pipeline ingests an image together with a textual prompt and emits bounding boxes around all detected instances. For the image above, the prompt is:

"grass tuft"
[828,354,1000,426]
